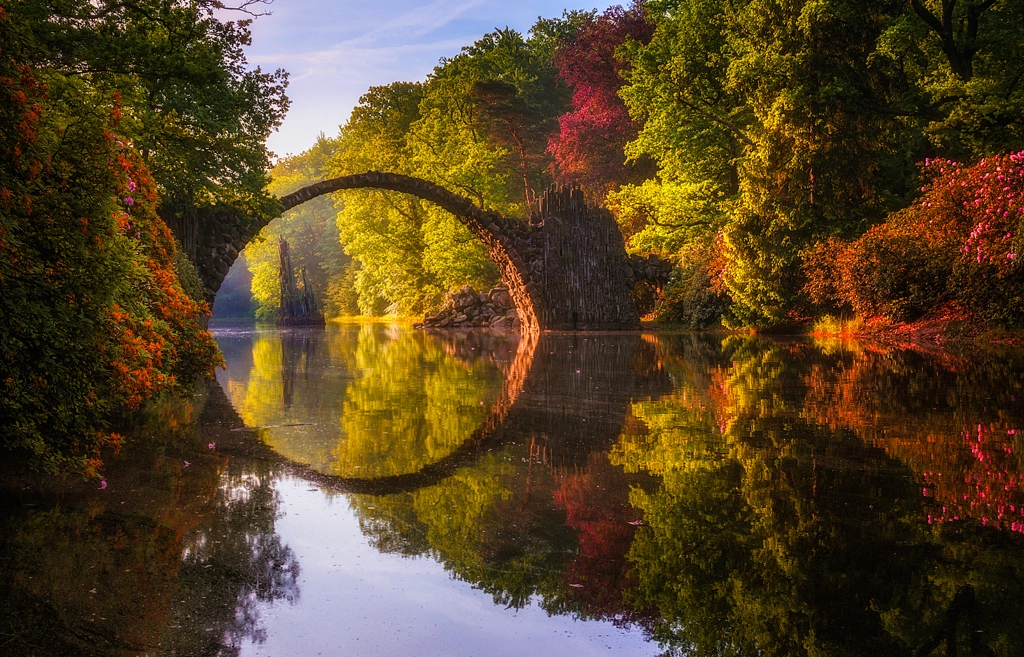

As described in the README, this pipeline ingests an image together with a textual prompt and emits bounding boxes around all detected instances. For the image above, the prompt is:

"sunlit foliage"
[246,135,350,319]
[324,19,585,315]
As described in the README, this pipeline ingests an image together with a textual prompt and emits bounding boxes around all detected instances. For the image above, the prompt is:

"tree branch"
[909,0,944,34]
[674,94,755,147]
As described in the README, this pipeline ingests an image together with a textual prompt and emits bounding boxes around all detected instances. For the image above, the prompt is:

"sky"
[237,0,616,158]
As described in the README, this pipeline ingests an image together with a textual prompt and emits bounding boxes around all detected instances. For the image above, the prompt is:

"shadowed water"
[2,323,1024,656]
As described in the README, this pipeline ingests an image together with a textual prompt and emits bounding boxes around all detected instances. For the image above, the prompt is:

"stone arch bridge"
[175,172,672,331]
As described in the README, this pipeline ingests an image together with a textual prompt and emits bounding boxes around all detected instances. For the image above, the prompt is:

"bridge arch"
[191,172,673,331]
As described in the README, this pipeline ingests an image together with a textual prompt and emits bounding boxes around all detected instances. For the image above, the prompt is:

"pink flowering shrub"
[944,153,1024,324]
[804,152,1024,325]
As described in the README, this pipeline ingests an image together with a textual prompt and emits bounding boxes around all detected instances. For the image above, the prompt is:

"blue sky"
[240,0,615,158]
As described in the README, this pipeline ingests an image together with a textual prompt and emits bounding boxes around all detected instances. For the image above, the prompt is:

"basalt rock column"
[530,185,641,330]
[277,238,324,326]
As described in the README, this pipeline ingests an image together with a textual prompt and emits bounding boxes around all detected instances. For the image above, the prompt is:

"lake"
[2,322,1023,656]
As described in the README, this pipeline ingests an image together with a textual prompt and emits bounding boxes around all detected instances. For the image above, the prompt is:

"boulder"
[420,284,517,331]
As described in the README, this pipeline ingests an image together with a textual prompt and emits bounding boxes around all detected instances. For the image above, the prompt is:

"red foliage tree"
[548,3,654,202]
[551,452,647,623]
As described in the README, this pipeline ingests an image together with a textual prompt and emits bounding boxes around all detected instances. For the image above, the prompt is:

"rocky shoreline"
[415,285,521,331]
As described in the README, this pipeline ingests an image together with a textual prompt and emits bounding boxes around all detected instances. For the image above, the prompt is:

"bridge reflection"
[204,326,1024,654]
[211,325,673,495]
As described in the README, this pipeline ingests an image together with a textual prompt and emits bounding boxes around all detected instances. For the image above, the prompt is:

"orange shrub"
[0,18,220,475]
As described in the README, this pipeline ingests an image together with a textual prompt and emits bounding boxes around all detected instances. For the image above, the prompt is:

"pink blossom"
[99,480,107,490]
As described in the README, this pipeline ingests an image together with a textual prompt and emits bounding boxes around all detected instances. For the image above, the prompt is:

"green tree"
[326,21,579,315]
[329,82,444,315]
[11,0,290,250]
[894,0,1024,157]
[618,0,921,327]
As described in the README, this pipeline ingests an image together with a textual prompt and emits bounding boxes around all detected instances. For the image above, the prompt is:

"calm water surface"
[3,323,1024,656]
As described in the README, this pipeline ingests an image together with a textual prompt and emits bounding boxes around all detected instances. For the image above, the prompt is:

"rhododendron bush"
[805,152,1024,325]
[0,13,220,475]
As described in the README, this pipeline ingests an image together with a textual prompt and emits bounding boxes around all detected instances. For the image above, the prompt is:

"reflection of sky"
[235,0,616,157]
[239,477,659,657]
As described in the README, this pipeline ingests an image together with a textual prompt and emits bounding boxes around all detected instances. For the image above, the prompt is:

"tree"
[883,0,1024,157]
[330,82,448,315]
[246,135,350,319]
[10,0,290,252]
[548,2,655,202]
[324,20,583,316]
[617,0,921,326]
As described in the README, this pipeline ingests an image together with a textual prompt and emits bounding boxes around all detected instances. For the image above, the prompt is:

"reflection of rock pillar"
[280,332,294,412]
[503,334,646,467]
[280,331,321,412]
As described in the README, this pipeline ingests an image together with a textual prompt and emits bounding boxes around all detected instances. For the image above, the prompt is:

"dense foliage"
[0,0,277,474]
[257,0,1022,330]
[9,0,289,218]
[313,23,584,316]
[611,0,1024,327]
[547,3,654,201]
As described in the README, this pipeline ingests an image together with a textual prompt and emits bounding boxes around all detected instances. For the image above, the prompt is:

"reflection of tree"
[346,333,668,617]
[332,325,505,478]
[800,343,1024,533]
[159,462,299,655]
[549,449,650,625]
[617,337,1024,657]
[0,387,299,656]
[218,325,1024,656]
[221,324,510,480]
